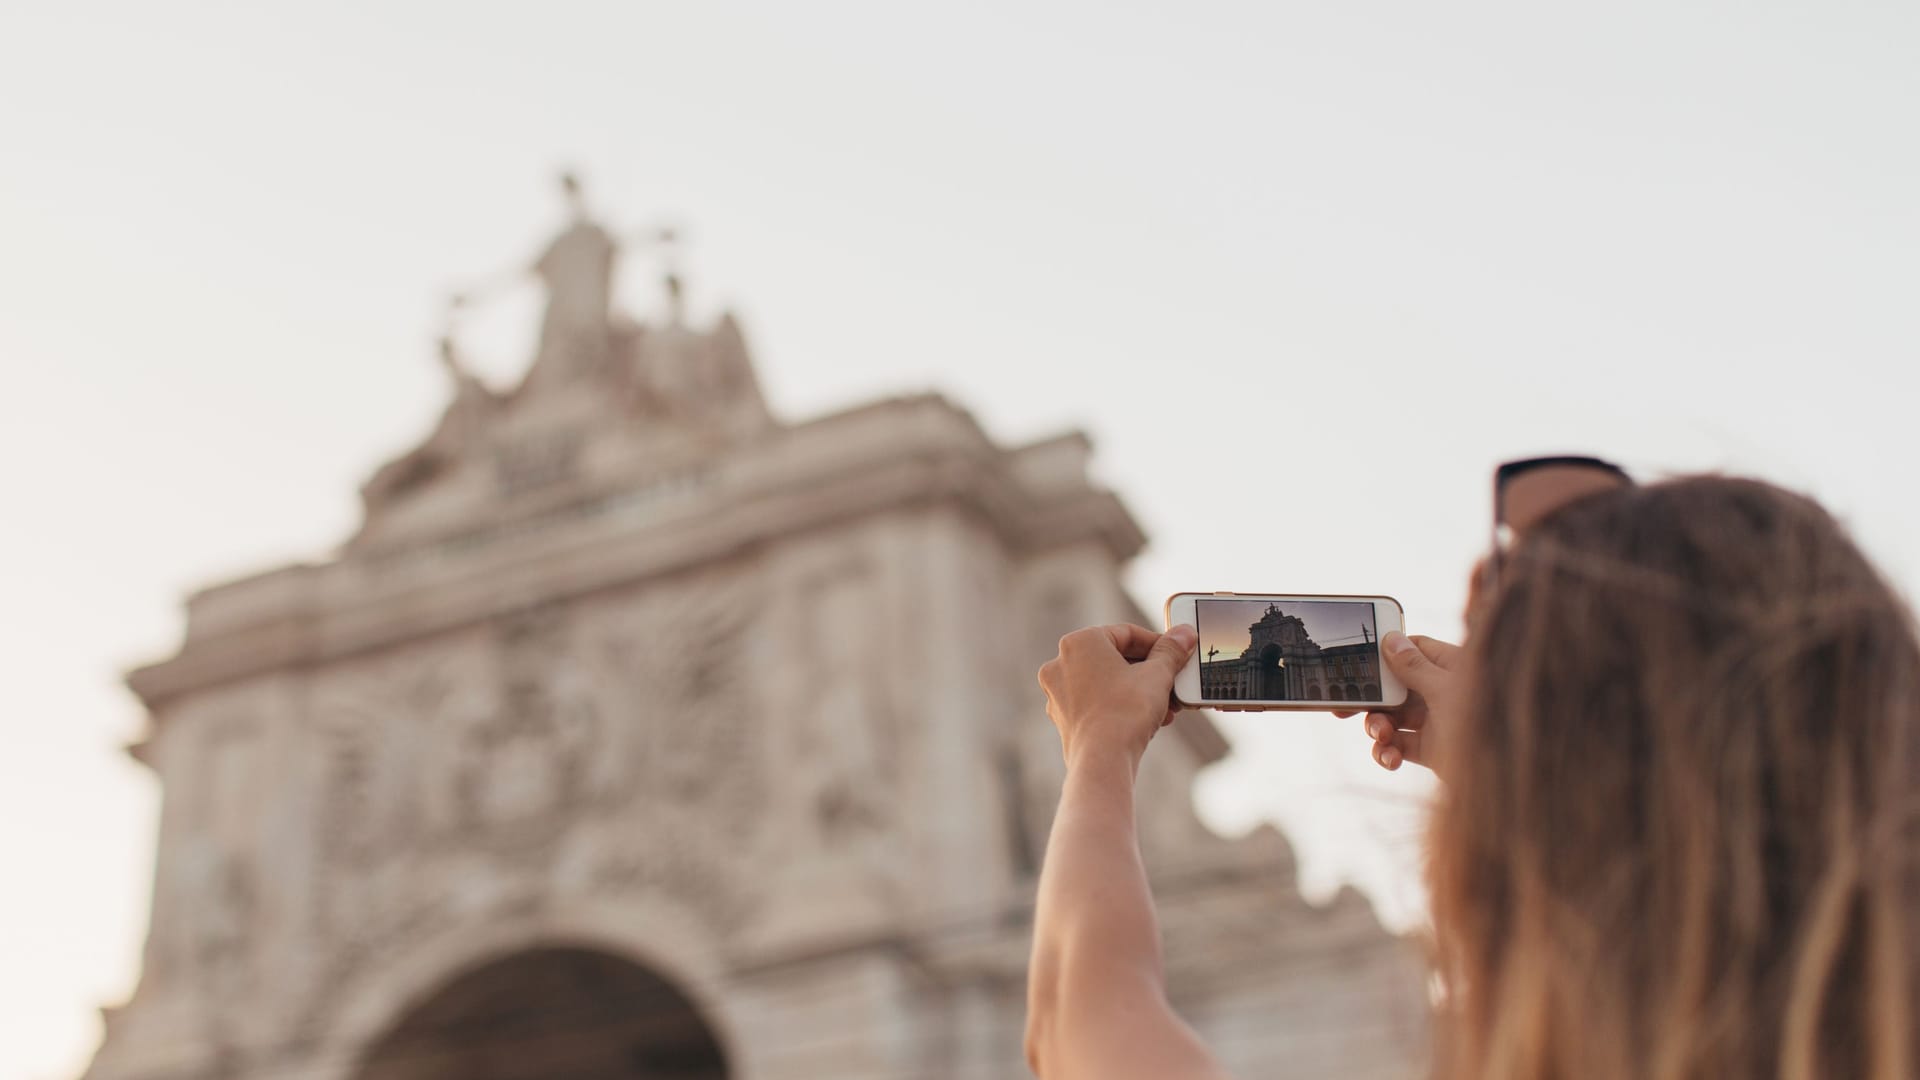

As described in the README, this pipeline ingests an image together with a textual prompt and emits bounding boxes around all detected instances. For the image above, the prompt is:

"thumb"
[1381,631,1444,694]
[1146,624,1198,677]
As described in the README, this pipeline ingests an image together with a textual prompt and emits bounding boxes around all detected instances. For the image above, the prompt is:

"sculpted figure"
[532,173,617,372]
[358,334,501,510]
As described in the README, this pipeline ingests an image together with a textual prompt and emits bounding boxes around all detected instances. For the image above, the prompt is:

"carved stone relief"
[633,319,761,428]
[201,751,259,1014]
[494,428,585,497]
[793,566,900,852]
[739,556,911,949]
[571,574,768,925]
[301,572,773,1010]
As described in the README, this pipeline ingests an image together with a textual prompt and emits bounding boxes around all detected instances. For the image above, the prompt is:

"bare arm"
[1026,625,1230,1080]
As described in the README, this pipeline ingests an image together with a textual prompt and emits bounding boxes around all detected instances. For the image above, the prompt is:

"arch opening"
[355,946,730,1080]
[1257,644,1286,698]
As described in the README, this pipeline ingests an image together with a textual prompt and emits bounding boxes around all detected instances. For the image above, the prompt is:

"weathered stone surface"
[85,189,1427,1080]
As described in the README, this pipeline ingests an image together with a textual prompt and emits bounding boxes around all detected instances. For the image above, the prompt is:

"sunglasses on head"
[1486,455,1634,593]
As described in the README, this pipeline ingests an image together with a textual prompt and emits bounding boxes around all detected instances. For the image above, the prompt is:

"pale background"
[4,2,1917,1077]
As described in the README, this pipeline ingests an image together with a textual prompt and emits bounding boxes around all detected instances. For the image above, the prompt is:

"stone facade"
[84,190,1428,1080]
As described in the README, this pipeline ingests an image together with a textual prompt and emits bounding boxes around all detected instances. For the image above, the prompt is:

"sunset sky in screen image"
[1195,599,1377,662]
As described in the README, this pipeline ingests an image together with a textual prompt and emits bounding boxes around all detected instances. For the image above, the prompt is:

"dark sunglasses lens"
[1499,464,1632,534]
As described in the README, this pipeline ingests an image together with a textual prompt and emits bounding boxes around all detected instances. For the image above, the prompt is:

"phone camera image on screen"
[1194,598,1383,703]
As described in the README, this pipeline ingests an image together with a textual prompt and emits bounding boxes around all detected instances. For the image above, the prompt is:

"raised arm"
[1026,624,1232,1080]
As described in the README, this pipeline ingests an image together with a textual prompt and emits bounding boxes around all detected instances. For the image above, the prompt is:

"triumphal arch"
[84,183,1427,1080]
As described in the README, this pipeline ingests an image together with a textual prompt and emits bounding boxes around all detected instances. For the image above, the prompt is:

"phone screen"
[1193,597,1384,704]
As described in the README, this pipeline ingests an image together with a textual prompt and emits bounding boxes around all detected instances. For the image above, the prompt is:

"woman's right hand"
[1351,631,1464,774]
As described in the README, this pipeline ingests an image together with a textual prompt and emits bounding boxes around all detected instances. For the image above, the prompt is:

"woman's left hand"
[1038,623,1198,771]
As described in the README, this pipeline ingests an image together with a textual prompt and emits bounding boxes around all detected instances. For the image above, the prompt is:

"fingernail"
[1169,624,1198,649]
[1383,747,1401,770]
[1367,718,1386,740]
[1384,631,1416,657]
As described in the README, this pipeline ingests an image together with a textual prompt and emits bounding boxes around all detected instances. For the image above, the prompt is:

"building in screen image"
[80,183,1427,1080]
[1199,600,1381,702]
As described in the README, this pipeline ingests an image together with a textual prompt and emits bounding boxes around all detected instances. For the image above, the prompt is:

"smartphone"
[1164,592,1409,711]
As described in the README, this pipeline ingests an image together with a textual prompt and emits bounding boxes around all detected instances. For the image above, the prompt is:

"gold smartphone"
[1164,592,1409,711]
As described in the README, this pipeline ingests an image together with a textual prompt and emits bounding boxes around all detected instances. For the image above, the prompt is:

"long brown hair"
[1429,476,1920,1080]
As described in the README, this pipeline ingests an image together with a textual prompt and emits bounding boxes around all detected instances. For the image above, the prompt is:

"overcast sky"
[1196,598,1380,659]
[4,2,1918,1077]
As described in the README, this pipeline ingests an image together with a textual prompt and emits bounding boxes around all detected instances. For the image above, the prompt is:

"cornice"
[127,398,1144,711]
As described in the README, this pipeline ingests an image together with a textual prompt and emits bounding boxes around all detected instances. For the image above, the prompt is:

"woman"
[1026,466,1920,1079]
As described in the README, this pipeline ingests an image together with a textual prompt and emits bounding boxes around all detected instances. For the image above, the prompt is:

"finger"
[1367,712,1427,770]
[1059,625,1124,658]
[1331,709,1360,719]
[1371,739,1401,771]
[1092,623,1160,660]
[1409,635,1464,671]
[1165,691,1190,724]
[1382,631,1447,696]
[1141,623,1198,678]
[1386,729,1425,767]
[1386,690,1430,730]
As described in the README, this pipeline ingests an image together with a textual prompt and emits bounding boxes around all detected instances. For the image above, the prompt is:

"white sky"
[3,2,1917,1077]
